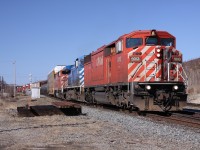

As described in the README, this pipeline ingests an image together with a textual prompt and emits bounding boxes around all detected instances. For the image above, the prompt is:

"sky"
[0,0,200,85]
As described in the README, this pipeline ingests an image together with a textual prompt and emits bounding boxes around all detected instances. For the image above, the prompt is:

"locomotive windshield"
[126,38,142,48]
[160,38,174,46]
[146,37,158,45]
[145,37,174,46]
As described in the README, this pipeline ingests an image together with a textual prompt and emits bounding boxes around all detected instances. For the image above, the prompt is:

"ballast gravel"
[82,106,200,150]
[0,96,199,150]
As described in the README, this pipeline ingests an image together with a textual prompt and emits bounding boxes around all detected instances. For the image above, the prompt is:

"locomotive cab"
[127,30,188,111]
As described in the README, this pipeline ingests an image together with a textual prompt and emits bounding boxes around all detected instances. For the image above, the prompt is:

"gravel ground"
[0,96,200,150]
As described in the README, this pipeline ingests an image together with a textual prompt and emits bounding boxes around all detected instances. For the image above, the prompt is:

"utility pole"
[27,73,32,108]
[0,76,2,97]
[13,61,16,98]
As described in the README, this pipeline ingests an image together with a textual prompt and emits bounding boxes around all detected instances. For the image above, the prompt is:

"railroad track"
[46,95,200,128]
[89,105,200,129]
[144,112,200,129]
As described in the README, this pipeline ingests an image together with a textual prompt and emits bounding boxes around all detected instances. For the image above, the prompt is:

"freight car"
[47,65,66,96]
[40,80,48,95]
[48,30,188,112]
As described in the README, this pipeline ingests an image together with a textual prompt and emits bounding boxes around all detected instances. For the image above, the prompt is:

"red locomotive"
[54,69,68,98]
[84,30,187,111]
[47,65,66,96]
[48,29,187,112]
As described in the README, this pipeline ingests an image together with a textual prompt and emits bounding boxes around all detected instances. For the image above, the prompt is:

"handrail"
[167,62,188,87]
[180,63,188,87]
[131,62,143,79]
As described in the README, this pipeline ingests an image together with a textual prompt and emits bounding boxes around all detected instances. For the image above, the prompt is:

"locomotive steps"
[17,101,82,117]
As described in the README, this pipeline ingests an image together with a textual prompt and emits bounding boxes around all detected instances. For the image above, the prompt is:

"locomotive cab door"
[106,57,111,84]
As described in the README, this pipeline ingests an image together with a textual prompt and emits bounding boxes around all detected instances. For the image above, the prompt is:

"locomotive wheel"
[108,92,117,105]
[85,93,93,103]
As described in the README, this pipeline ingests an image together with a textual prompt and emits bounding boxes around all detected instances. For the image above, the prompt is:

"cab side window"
[116,40,123,53]
[160,38,174,46]
[126,38,142,48]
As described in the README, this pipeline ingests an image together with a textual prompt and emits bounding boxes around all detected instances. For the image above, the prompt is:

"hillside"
[183,58,200,94]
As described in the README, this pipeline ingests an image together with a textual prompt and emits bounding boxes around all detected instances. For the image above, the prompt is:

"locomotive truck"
[48,29,188,111]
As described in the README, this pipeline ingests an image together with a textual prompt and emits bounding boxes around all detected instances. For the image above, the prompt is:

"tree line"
[0,76,14,97]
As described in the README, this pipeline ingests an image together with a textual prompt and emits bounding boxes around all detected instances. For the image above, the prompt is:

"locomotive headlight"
[156,49,161,53]
[145,85,151,90]
[156,53,161,58]
[173,85,179,90]
[156,48,162,58]
[151,30,156,36]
